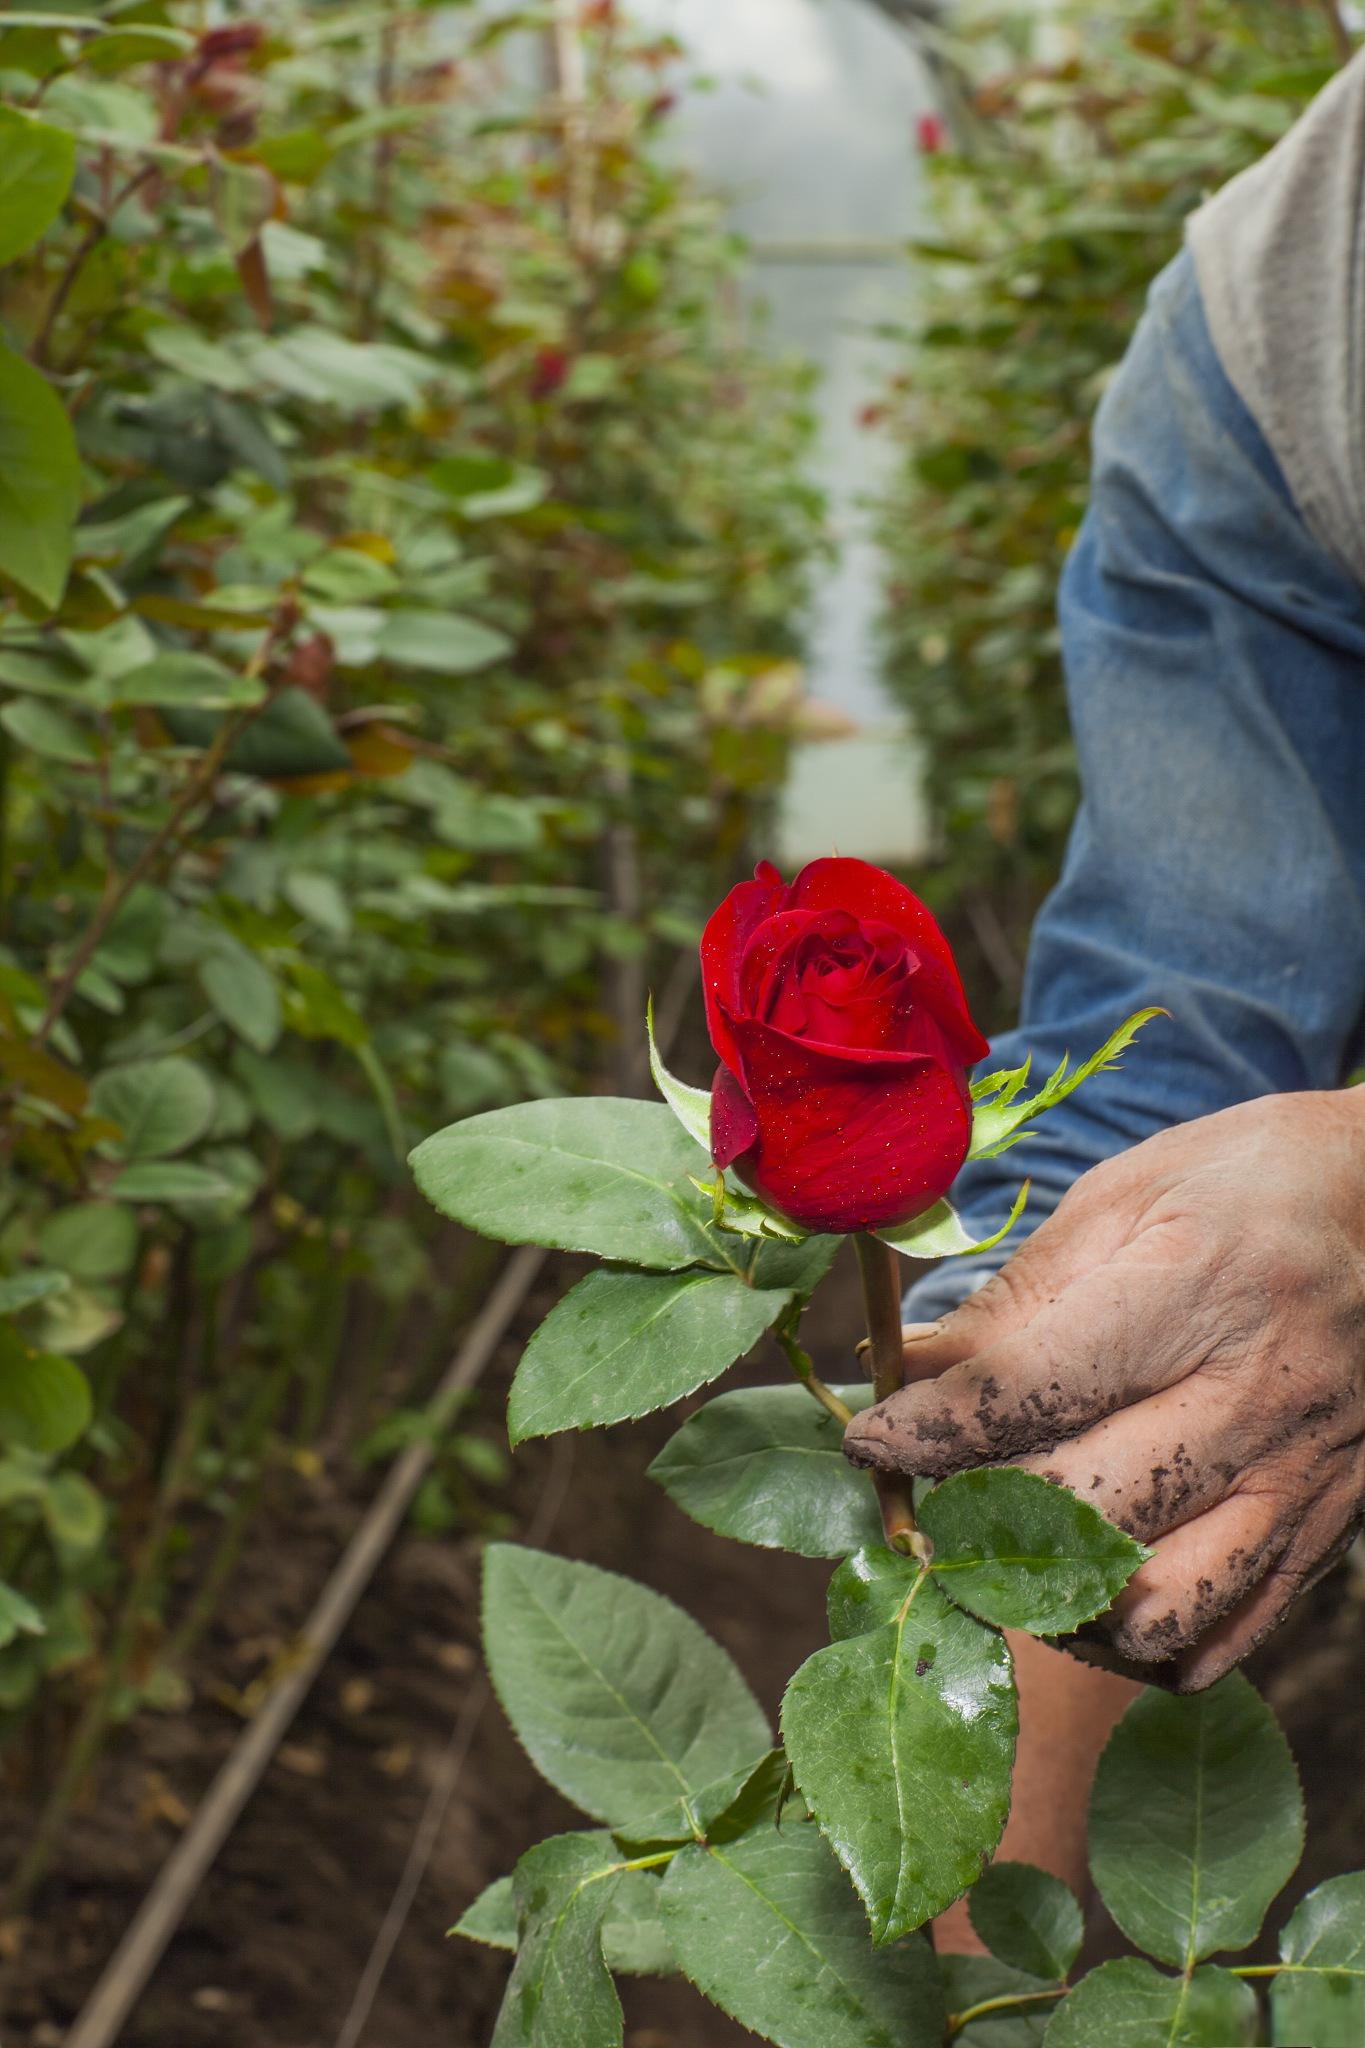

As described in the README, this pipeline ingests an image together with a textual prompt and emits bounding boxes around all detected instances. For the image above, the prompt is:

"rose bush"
[703,858,990,1234]
[406,858,1362,2048]
[418,861,1365,2043]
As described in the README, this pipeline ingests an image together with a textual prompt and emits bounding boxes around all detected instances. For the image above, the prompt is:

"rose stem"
[854,1233,932,1563]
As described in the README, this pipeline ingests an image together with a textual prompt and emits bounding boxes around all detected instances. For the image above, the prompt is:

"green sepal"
[876,1180,1028,1259]
[646,994,711,1151]
[968,1009,1164,1161]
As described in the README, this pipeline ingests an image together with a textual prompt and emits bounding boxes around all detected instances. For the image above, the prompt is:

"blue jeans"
[906,250,1365,1322]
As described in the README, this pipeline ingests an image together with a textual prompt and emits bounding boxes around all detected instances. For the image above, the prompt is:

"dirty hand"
[844,1090,1365,1691]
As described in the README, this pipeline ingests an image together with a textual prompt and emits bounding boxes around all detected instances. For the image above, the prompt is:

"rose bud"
[701,857,989,1235]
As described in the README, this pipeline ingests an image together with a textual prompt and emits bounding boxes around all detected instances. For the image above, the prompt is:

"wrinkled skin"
[844,1091,1365,1691]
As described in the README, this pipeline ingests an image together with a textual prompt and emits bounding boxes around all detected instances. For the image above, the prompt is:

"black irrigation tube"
[64,1244,547,2048]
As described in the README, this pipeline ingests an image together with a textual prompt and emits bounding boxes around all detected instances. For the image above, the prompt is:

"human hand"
[843,1091,1365,1690]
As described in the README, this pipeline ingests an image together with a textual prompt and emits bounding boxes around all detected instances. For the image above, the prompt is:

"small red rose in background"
[701,857,989,1235]
[916,111,947,155]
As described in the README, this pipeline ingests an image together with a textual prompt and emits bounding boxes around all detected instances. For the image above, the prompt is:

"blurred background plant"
[0,0,823,1907]
[876,0,1342,1019]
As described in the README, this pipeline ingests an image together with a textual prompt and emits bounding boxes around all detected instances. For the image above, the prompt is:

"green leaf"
[457,1867,675,1976]
[482,1545,769,1825]
[747,1235,841,1295]
[782,1561,1016,1941]
[940,1955,1056,2046]
[647,996,710,1150]
[0,342,81,609]
[1089,1675,1303,1968]
[0,1328,90,1453]
[825,1543,923,1639]
[112,652,266,710]
[38,1203,138,1281]
[648,1383,880,1559]
[659,1824,944,2048]
[160,689,351,778]
[1272,1873,1365,2046]
[876,1182,1029,1260]
[508,1268,793,1443]
[969,1011,1164,1161]
[107,1162,236,1204]
[90,1058,216,1161]
[0,1269,68,1315]
[42,1469,105,1552]
[0,696,96,764]
[456,1874,517,1949]
[612,1749,787,1855]
[968,1864,1082,1985]
[145,325,253,391]
[1042,1960,1258,2046]
[919,1469,1147,1634]
[0,108,74,266]
[376,608,512,675]
[492,1831,624,2048]
[200,948,282,1054]
[410,1099,740,1272]
[0,1582,44,1650]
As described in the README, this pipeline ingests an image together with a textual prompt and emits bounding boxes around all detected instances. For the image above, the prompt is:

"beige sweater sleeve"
[1187,50,1365,586]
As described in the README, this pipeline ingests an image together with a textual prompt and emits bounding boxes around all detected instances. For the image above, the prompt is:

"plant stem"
[32,619,288,1050]
[773,1313,854,1426]
[854,1233,930,1561]
[946,1986,1066,2036]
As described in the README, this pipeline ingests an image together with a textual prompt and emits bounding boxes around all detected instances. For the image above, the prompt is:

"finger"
[1009,1376,1257,1541]
[1095,1490,1288,1668]
[1169,1494,1360,1693]
[869,1169,1148,1386]
[855,1322,941,1381]
[845,1245,1212,1478]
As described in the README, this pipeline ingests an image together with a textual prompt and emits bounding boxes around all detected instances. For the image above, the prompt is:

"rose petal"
[787,857,989,1063]
[700,860,785,1082]
[710,1061,760,1170]
[724,1014,972,1234]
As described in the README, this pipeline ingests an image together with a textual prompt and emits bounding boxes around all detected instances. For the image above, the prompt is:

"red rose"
[700,858,989,1235]
[916,111,947,155]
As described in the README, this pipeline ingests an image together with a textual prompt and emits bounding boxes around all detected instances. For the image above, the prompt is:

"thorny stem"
[854,1234,931,1562]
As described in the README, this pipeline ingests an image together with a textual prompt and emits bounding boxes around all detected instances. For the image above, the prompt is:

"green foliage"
[491,1832,627,2048]
[481,1545,770,1826]
[968,1864,1083,1986]
[0,0,822,1811]
[411,1099,736,1271]
[1088,1675,1304,1967]
[878,0,1340,968]
[507,1267,794,1442]
[1272,1875,1365,2046]
[783,1563,1017,1942]
[647,1382,881,1559]
[456,1865,674,1978]
[1041,1959,1258,2045]
[918,1468,1149,1634]
[659,1826,945,2048]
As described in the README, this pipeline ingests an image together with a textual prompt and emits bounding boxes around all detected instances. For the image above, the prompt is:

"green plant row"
[0,0,824,1908]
